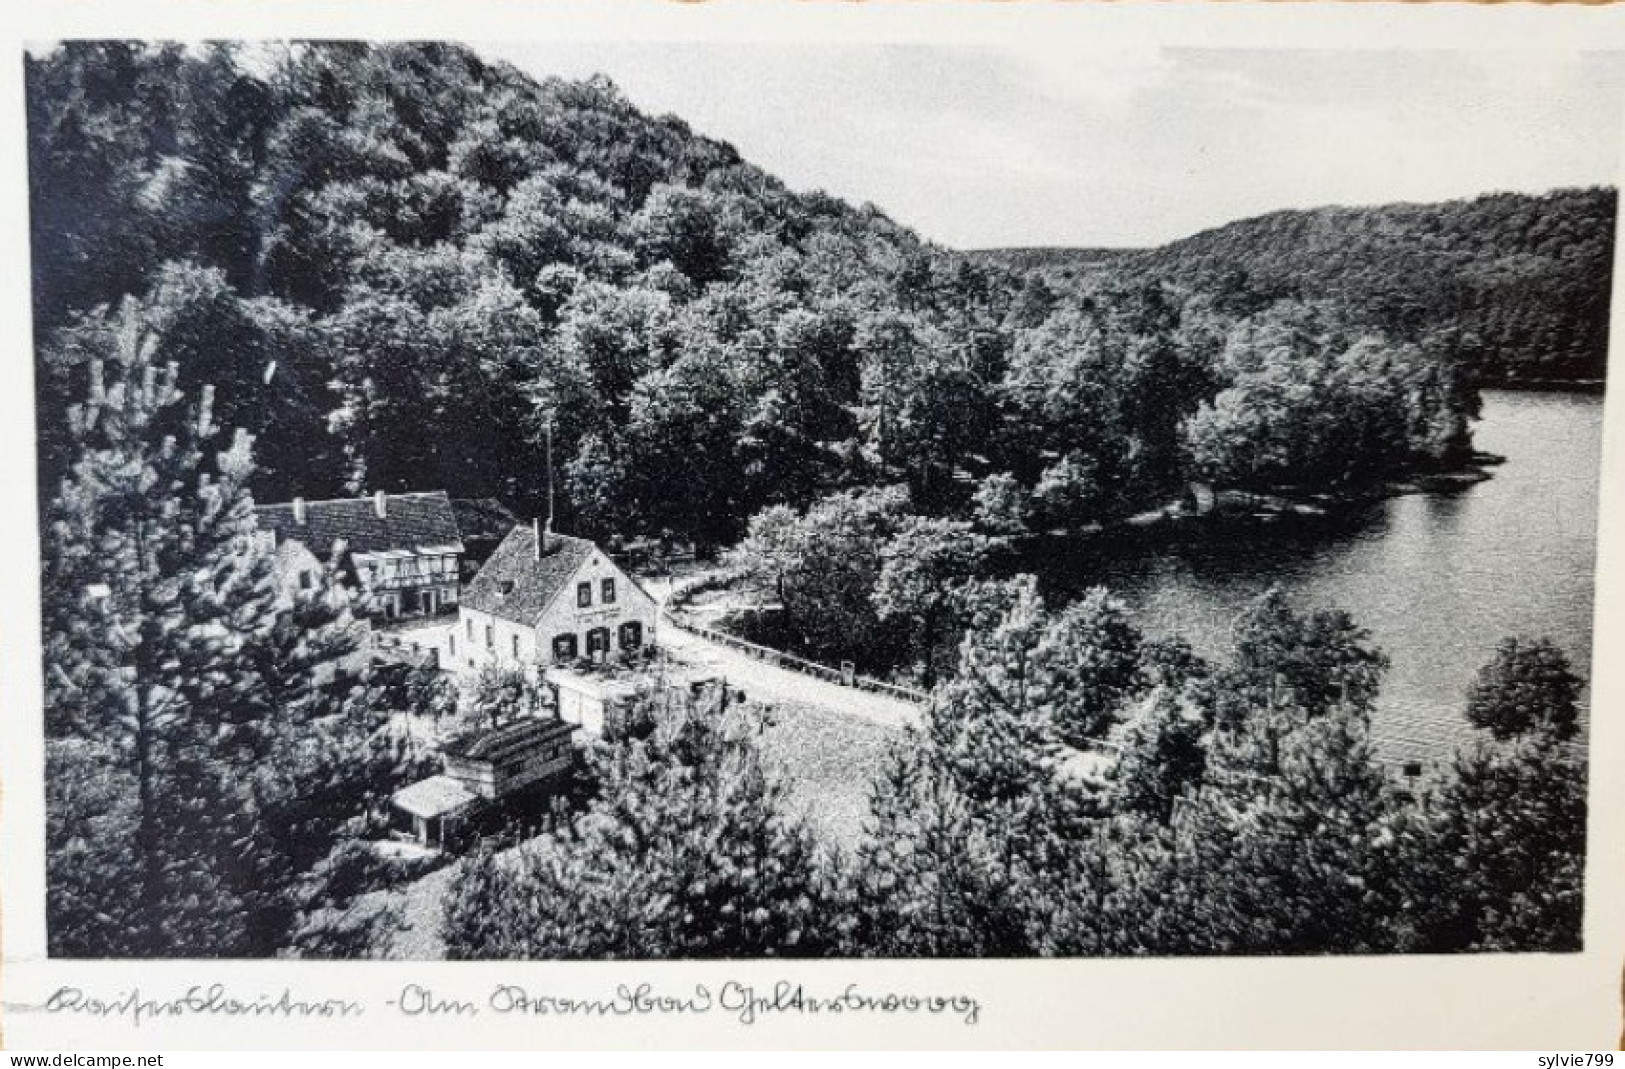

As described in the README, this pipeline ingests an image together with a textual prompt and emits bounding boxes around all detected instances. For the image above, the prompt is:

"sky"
[480,42,1625,250]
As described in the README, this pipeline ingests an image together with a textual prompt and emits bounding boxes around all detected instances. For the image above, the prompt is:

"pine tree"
[1399,638,1588,952]
[852,577,1103,957]
[41,296,385,956]
[1403,733,1585,952]
[1464,635,1583,743]
[442,695,841,959]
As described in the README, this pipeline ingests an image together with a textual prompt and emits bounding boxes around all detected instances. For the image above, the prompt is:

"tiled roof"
[440,716,579,762]
[462,526,596,625]
[451,498,521,543]
[391,774,478,819]
[254,491,464,558]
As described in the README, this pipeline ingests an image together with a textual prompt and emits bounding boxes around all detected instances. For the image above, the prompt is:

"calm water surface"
[1044,390,1603,763]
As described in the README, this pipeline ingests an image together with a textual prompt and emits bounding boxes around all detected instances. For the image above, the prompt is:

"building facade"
[451,524,658,674]
[253,490,465,619]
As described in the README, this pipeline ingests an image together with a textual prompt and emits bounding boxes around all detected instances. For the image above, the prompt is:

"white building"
[450,523,658,674]
[546,668,642,738]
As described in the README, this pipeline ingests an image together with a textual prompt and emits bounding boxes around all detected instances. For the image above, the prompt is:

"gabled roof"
[254,491,464,558]
[440,715,579,762]
[451,498,522,543]
[461,526,598,625]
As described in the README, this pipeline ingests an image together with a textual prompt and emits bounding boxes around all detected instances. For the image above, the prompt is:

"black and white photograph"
[21,31,1616,970]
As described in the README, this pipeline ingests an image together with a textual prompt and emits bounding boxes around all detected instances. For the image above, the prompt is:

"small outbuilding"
[546,668,642,738]
[390,774,480,850]
[439,716,580,800]
[390,715,581,849]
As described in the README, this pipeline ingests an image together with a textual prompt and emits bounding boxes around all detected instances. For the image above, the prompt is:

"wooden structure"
[439,716,580,800]
[390,715,580,848]
[390,774,480,850]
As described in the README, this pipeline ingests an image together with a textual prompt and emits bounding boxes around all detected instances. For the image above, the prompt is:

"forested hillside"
[28,42,1536,563]
[29,42,1016,543]
[976,188,1617,386]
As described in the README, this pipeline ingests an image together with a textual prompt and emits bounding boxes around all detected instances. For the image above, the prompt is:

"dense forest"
[976,187,1617,387]
[29,41,1555,569]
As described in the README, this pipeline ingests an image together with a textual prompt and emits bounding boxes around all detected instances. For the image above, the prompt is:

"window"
[485,624,493,649]
[587,627,611,656]
[601,577,616,604]
[552,633,579,661]
[619,621,643,651]
[511,634,520,659]
[449,635,457,657]
[577,581,592,608]
[466,618,473,639]
[299,571,314,591]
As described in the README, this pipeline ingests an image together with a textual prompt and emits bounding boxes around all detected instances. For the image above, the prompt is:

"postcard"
[1,0,1622,1050]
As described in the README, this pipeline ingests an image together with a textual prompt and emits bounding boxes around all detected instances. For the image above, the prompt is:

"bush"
[309,839,448,905]
[285,899,402,959]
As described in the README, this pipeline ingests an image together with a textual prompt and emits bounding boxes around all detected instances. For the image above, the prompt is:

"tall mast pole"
[545,415,555,536]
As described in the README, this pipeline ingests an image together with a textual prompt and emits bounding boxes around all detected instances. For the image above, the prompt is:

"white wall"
[532,550,658,663]
[448,605,539,673]
[449,550,658,677]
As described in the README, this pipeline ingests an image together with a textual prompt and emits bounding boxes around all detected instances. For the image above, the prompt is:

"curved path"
[644,576,923,730]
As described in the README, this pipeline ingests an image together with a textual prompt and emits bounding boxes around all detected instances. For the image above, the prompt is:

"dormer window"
[577,581,592,608]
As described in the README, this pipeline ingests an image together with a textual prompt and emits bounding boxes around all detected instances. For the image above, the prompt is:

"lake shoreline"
[1021,389,1599,768]
[1476,377,1606,395]
[1025,452,1506,553]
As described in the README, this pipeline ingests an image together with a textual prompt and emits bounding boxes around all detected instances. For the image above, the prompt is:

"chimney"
[373,491,387,519]
[533,516,544,560]
[292,497,307,525]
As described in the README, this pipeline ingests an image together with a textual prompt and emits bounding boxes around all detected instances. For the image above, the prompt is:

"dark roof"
[462,526,597,625]
[254,491,463,558]
[451,498,521,543]
[440,716,579,762]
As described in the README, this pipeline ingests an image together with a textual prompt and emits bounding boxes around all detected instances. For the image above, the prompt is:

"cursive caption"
[37,985,364,1029]
[27,981,981,1028]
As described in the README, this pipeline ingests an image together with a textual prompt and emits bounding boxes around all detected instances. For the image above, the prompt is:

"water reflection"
[1033,390,1603,763]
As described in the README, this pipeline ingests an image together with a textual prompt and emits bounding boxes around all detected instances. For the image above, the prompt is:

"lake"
[1042,389,1604,766]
